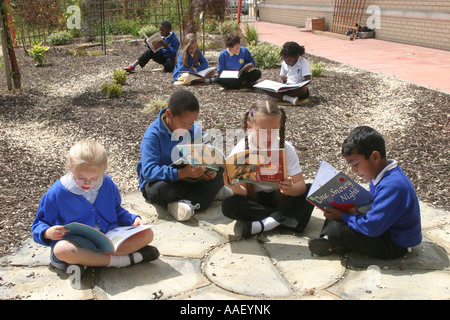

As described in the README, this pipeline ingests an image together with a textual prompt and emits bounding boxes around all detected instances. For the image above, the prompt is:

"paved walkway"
[251,21,450,94]
[1,23,449,301]
[1,191,449,300]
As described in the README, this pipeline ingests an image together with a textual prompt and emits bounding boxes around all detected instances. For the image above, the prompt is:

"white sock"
[107,252,143,268]
[251,217,280,234]
[282,95,296,104]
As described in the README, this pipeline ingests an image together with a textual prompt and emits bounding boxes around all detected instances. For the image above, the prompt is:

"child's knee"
[53,240,78,261]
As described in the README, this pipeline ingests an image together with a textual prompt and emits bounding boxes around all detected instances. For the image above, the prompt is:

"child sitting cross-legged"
[136,90,224,221]
[32,140,158,271]
[309,126,422,259]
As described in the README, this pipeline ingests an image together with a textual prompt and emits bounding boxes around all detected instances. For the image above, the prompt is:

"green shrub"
[106,18,141,36]
[28,42,50,66]
[101,82,123,98]
[48,31,73,45]
[243,23,258,45]
[113,69,127,85]
[138,25,159,39]
[248,42,281,69]
[219,20,242,36]
[204,20,220,34]
[311,61,325,77]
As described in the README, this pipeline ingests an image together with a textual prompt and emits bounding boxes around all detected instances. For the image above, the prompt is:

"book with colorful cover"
[64,222,154,252]
[307,160,373,214]
[254,79,311,93]
[145,33,164,53]
[172,144,287,185]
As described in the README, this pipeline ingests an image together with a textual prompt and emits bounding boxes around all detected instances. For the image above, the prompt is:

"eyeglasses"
[73,175,102,186]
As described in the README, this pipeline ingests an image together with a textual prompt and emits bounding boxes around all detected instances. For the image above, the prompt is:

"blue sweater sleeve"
[217,50,227,75]
[340,183,406,237]
[196,50,209,71]
[139,131,180,184]
[162,33,180,59]
[243,47,256,66]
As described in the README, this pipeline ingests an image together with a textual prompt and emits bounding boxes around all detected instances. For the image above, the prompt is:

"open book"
[307,160,373,214]
[219,63,257,79]
[254,79,311,93]
[64,222,154,252]
[172,144,287,185]
[174,67,216,86]
[145,33,164,53]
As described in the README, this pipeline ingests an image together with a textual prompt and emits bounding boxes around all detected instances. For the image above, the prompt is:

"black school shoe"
[131,245,160,264]
[308,238,339,256]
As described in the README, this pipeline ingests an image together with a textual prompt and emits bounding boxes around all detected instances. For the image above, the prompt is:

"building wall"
[258,0,450,50]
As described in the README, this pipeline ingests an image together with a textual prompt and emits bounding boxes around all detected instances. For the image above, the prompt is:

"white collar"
[372,159,397,186]
[60,172,104,195]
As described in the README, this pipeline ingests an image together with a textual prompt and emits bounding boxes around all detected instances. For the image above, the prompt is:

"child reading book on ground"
[263,41,311,105]
[221,100,314,238]
[308,126,422,259]
[32,140,158,271]
[123,20,180,73]
[216,32,261,90]
[136,90,224,221]
[173,33,216,85]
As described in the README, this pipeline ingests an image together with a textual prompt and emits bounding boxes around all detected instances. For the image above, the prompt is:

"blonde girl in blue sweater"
[32,140,158,271]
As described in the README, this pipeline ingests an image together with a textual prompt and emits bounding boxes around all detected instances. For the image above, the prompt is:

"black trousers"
[320,219,408,260]
[142,168,224,210]
[222,184,314,233]
[137,49,175,72]
[216,69,262,90]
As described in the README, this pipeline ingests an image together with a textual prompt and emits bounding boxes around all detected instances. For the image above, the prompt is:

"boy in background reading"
[309,126,422,259]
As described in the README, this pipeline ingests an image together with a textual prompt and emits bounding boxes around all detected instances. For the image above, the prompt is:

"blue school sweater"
[32,175,139,247]
[160,31,180,60]
[136,108,202,190]
[173,49,209,81]
[217,47,255,75]
[340,163,422,248]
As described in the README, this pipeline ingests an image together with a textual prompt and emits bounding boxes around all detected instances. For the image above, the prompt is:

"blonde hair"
[67,140,108,173]
[179,33,199,68]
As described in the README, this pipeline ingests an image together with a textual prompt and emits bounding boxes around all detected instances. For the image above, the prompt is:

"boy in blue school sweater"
[216,32,261,90]
[309,126,422,259]
[136,90,224,221]
[124,20,180,73]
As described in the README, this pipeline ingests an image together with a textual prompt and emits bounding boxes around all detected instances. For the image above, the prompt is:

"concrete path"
[1,191,449,300]
[251,21,450,94]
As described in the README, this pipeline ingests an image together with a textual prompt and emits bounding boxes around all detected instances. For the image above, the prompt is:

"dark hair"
[167,90,199,116]
[280,41,305,57]
[160,20,172,30]
[342,126,386,159]
[224,32,241,48]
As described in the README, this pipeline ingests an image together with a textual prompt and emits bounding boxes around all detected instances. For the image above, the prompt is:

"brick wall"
[258,0,450,50]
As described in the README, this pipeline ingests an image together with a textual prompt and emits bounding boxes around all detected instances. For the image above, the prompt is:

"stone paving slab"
[0,191,449,300]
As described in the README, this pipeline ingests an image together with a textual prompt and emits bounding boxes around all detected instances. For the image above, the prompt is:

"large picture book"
[174,67,216,86]
[172,144,287,185]
[219,63,257,79]
[254,79,311,93]
[64,222,154,252]
[307,160,373,214]
[145,33,164,53]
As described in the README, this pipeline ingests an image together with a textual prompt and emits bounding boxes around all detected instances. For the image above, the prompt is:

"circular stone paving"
[204,235,346,298]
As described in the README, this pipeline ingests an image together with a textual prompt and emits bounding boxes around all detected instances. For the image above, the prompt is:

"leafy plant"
[28,42,50,66]
[219,20,242,36]
[248,42,281,69]
[311,61,325,77]
[48,31,73,45]
[113,69,127,85]
[138,25,159,39]
[101,82,123,98]
[243,22,258,45]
